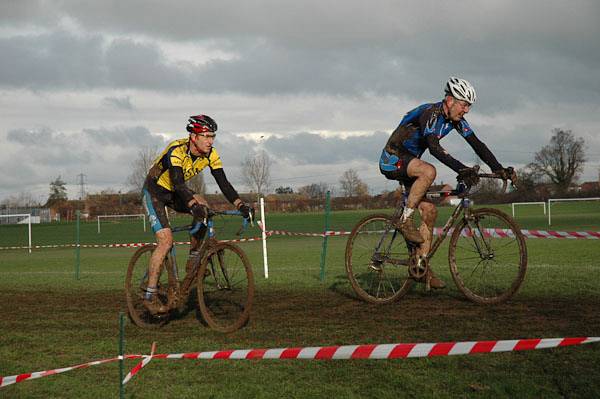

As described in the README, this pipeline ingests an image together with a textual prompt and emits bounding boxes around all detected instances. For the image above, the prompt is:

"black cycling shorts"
[142,181,190,233]
[379,149,417,188]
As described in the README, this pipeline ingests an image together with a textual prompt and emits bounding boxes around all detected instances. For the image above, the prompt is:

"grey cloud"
[0,1,598,110]
[102,95,134,110]
[262,131,389,165]
[0,30,105,89]
[82,126,164,147]
[1,124,170,198]
[8,127,91,166]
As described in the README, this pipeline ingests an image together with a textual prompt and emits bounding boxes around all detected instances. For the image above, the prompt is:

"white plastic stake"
[260,197,269,279]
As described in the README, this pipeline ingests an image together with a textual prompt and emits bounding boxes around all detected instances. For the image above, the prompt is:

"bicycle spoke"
[197,243,254,333]
[125,245,171,329]
[346,214,413,304]
[449,208,527,304]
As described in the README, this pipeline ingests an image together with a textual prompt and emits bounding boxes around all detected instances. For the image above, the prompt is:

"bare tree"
[298,182,329,199]
[528,128,586,192]
[1,191,40,208]
[339,169,368,197]
[275,186,294,194]
[241,150,272,195]
[127,146,159,192]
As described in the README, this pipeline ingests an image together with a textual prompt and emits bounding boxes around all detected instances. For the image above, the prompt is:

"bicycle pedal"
[369,263,383,272]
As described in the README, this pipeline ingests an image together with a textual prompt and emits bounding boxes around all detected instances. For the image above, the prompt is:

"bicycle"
[345,168,527,305]
[125,209,255,333]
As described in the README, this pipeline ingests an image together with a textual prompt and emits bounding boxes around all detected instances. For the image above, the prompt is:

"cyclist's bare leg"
[144,227,173,312]
[148,228,173,285]
[416,199,437,257]
[416,199,445,288]
[406,159,436,208]
[396,159,436,243]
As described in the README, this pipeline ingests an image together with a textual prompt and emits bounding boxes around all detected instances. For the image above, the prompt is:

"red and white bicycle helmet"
[186,115,218,134]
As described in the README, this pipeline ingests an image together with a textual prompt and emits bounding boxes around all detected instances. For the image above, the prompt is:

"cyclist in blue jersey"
[379,77,515,288]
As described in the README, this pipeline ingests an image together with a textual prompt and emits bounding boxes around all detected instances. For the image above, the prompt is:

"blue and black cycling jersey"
[383,102,502,173]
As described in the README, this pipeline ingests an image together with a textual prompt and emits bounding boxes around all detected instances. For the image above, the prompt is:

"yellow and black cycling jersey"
[150,138,223,191]
[144,137,239,207]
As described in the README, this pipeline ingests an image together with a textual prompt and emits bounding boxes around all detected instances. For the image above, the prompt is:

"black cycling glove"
[457,167,480,187]
[238,203,254,220]
[190,203,208,220]
[494,166,515,181]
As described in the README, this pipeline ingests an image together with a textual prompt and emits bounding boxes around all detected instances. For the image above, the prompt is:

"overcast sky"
[1,0,599,203]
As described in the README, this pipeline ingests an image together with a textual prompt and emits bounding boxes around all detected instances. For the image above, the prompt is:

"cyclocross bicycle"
[125,209,254,333]
[345,169,527,305]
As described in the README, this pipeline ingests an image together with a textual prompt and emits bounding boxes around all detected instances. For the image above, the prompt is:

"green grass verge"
[1,226,600,397]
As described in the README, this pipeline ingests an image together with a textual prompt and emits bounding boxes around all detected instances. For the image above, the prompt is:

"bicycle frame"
[165,210,247,306]
[384,180,497,265]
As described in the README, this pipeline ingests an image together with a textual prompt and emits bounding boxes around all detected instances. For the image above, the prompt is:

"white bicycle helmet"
[444,76,476,105]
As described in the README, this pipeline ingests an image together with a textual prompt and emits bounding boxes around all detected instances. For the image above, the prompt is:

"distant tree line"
[3,128,596,212]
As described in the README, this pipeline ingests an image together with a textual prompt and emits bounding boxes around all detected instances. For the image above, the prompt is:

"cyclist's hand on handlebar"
[457,167,480,187]
[495,166,516,181]
[190,203,208,220]
[238,203,254,221]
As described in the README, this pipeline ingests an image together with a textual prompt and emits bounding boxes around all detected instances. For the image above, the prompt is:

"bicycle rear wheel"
[197,242,254,333]
[125,245,173,328]
[449,208,527,304]
[345,214,414,304]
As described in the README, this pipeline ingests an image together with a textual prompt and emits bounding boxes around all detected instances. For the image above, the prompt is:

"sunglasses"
[193,132,216,138]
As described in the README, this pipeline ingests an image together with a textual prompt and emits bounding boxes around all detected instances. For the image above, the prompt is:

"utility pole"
[76,173,87,200]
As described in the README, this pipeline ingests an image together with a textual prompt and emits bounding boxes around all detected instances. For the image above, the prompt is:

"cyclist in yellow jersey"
[141,115,252,314]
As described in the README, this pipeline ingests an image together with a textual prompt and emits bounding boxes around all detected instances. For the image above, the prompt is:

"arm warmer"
[464,134,503,171]
[211,168,240,204]
[170,166,195,205]
[425,134,468,173]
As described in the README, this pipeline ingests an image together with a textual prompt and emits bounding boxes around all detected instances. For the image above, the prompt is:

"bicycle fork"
[463,206,493,260]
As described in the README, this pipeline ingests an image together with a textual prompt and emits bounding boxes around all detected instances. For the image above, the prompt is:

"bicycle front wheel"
[345,214,414,304]
[449,208,527,304]
[197,242,254,333]
[125,245,173,328]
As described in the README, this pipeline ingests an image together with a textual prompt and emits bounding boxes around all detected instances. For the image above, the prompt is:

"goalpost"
[548,197,600,226]
[0,214,32,253]
[97,214,146,233]
[511,201,546,217]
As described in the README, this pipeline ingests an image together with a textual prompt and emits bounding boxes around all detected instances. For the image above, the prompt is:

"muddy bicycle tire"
[197,242,254,333]
[345,214,414,304]
[125,245,174,328]
[448,208,527,305]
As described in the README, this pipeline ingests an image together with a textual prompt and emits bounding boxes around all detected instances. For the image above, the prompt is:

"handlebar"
[172,208,254,235]
[461,165,517,194]
[427,166,517,199]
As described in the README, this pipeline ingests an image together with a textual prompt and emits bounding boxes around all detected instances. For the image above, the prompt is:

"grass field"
[1,202,600,398]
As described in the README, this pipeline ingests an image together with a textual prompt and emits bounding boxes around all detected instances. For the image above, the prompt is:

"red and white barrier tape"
[0,355,142,388]
[267,227,600,240]
[142,336,600,361]
[0,236,265,251]
[2,337,599,388]
[123,342,156,385]
[1,226,598,251]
